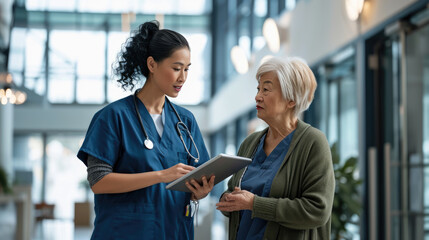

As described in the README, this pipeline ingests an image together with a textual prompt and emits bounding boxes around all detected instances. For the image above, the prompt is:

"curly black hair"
[113,20,190,91]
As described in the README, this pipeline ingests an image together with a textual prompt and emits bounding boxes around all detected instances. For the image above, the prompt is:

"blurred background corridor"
[0,0,429,239]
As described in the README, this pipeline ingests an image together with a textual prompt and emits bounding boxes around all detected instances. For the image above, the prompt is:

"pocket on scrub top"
[113,213,157,240]
[177,151,190,164]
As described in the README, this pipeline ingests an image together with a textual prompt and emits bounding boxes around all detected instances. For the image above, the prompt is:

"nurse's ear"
[147,56,157,73]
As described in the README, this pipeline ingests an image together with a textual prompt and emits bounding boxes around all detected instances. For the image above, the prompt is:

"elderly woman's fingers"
[216,201,235,211]
[217,190,255,210]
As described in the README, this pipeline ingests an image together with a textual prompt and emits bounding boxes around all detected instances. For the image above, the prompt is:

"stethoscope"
[133,89,200,163]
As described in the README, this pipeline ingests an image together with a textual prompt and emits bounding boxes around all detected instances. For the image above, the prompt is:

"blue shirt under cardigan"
[237,130,295,240]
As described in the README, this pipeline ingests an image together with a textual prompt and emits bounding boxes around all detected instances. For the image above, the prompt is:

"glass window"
[8,28,26,86]
[173,32,211,105]
[285,0,296,11]
[45,134,88,219]
[17,2,211,106]
[254,0,267,17]
[26,0,77,11]
[27,0,211,15]
[339,75,358,160]
[13,134,44,203]
[25,29,47,95]
[328,82,338,145]
[107,31,132,102]
[136,0,211,15]
[76,77,105,104]
[48,74,75,103]
[49,30,106,103]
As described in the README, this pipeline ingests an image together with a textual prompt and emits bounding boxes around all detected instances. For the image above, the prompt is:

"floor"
[0,197,226,240]
[0,201,92,240]
[33,220,93,240]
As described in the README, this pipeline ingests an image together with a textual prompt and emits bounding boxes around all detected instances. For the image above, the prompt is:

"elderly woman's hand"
[216,187,255,212]
[186,175,215,200]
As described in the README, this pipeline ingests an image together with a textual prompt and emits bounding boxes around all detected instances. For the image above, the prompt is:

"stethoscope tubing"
[133,89,200,163]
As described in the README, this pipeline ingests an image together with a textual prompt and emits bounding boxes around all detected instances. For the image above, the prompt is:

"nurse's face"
[149,47,191,98]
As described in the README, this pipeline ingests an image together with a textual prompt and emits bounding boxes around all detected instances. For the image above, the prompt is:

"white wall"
[207,0,418,132]
[284,0,416,65]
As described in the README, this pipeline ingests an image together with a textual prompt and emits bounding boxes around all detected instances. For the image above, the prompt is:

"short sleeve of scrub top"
[77,103,123,167]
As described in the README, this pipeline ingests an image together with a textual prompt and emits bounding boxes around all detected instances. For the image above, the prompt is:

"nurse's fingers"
[191,178,203,191]
[208,175,215,188]
[185,181,197,192]
[161,163,195,183]
[177,163,195,171]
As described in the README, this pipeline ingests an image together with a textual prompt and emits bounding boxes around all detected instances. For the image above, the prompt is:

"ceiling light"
[0,73,27,105]
[345,0,365,21]
[230,46,249,74]
[263,18,280,53]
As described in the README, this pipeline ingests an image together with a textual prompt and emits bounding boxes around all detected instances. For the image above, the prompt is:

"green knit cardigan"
[221,120,335,240]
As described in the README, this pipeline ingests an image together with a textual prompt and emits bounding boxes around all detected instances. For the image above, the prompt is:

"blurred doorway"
[366,8,429,240]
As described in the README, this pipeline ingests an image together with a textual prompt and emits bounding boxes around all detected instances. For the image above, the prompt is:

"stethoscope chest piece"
[144,139,154,150]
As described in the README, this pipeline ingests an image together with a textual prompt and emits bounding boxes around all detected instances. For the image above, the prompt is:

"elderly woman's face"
[255,72,290,121]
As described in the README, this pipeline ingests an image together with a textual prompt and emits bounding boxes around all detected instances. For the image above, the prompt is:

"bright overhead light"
[230,46,249,74]
[345,0,365,21]
[263,18,280,53]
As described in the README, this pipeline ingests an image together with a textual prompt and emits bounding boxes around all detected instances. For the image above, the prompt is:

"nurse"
[77,20,214,240]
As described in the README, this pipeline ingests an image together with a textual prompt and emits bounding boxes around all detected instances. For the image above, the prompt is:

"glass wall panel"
[49,30,106,103]
[311,53,359,238]
[76,78,104,104]
[13,134,44,203]
[8,28,26,86]
[339,75,358,161]
[174,33,211,105]
[48,75,75,103]
[45,134,88,219]
[25,29,47,95]
[328,82,338,145]
[253,0,266,52]
[27,0,211,14]
[107,31,133,102]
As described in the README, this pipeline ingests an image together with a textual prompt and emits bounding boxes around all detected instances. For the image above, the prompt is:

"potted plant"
[331,143,362,240]
[0,166,12,194]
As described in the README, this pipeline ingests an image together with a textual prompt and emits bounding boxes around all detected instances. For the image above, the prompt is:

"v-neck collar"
[135,96,175,144]
[244,119,311,164]
[255,130,295,160]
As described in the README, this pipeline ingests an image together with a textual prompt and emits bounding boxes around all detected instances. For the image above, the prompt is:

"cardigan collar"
[243,119,311,160]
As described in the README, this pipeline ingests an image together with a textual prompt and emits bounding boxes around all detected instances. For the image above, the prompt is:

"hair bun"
[139,20,160,42]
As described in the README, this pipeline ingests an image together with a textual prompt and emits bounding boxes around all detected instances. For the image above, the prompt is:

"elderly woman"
[216,57,335,239]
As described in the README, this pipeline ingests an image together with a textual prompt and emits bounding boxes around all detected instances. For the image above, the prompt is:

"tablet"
[166,153,252,192]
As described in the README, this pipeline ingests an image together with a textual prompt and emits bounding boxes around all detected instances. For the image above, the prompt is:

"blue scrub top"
[77,95,210,240]
[236,130,295,240]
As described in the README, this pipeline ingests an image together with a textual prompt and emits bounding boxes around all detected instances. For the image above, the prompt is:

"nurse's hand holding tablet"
[161,163,195,183]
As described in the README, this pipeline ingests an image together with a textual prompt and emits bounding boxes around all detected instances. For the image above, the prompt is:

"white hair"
[256,56,317,117]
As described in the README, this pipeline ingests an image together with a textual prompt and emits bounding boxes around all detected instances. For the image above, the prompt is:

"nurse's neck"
[137,83,165,115]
